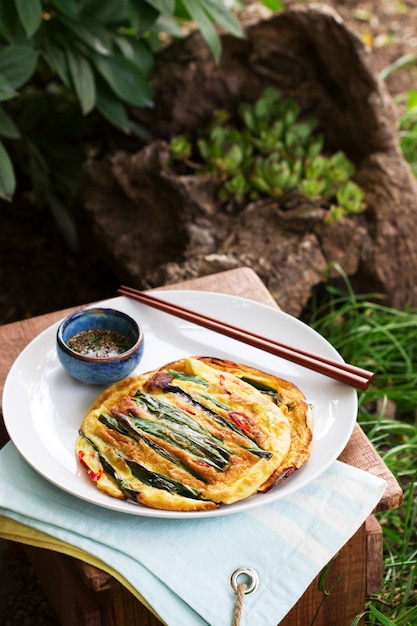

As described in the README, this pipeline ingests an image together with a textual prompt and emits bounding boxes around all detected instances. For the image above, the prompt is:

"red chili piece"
[228,411,253,435]
[219,374,232,394]
[175,403,196,415]
[193,460,212,468]
[78,451,103,482]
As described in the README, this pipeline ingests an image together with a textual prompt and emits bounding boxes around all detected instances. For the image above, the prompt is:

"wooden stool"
[0,269,402,626]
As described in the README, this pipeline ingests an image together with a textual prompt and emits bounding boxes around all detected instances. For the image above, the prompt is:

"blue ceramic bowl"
[56,308,144,385]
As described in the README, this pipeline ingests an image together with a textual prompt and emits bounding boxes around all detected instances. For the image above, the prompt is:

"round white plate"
[2,291,357,519]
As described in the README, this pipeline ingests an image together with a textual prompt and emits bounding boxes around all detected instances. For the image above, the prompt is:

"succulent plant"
[198,126,253,176]
[169,135,192,161]
[169,87,367,219]
[220,173,251,202]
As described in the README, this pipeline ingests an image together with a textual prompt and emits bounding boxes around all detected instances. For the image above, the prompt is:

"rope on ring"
[230,567,259,626]
[232,582,248,626]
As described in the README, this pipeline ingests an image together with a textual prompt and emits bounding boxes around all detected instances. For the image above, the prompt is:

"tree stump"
[81,3,417,316]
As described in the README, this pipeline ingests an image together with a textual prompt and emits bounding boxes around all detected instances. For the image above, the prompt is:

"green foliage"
[311,556,342,625]
[169,134,192,161]
[258,0,285,10]
[0,140,15,200]
[307,267,417,625]
[0,0,244,244]
[381,55,417,179]
[198,124,253,177]
[397,88,417,177]
[170,87,367,220]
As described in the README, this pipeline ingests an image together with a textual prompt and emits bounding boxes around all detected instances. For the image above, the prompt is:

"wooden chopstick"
[117,285,374,390]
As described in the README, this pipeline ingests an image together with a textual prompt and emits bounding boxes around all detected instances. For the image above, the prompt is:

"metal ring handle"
[230,567,259,595]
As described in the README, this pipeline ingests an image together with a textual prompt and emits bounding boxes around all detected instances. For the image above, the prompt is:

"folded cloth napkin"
[0,442,385,626]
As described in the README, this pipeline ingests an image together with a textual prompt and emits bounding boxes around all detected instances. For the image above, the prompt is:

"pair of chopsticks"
[117,285,374,390]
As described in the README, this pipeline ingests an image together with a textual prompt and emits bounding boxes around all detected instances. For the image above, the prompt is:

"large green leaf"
[50,0,80,18]
[179,0,221,60]
[96,83,130,133]
[91,51,153,108]
[112,35,154,76]
[0,45,38,89]
[127,0,159,34]
[15,0,43,38]
[79,0,127,22]
[0,140,16,201]
[41,42,71,88]
[144,0,175,14]
[0,2,19,43]
[153,14,185,38]
[66,47,96,114]
[59,16,113,55]
[203,0,243,38]
[0,104,21,139]
[0,77,17,102]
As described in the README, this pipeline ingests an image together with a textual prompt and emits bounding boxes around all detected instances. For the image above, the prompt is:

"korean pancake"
[76,356,313,511]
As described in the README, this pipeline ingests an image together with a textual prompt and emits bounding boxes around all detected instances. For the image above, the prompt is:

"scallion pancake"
[76,356,313,511]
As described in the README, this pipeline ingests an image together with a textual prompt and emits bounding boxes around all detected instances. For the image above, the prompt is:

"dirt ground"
[1,2,417,624]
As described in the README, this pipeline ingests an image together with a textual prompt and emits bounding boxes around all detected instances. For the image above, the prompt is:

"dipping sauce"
[67,329,132,358]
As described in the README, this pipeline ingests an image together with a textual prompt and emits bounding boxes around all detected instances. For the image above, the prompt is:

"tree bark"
[82,3,417,316]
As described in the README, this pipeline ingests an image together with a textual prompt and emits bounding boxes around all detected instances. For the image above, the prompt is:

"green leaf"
[91,51,153,108]
[179,0,221,60]
[395,606,417,625]
[379,53,417,82]
[59,16,113,55]
[127,0,159,34]
[41,42,71,88]
[0,140,16,201]
[144,0,175,13]
[368,606,395,626]
[96,83,130,133]
[66,47,96,114]
[406,88,417,110]
[0,45,38,89]
[0,105,21,139]
[15,0,43,37]
[153,14,184,38]
[79,0,126,22]
[202,0,243,38]
[112,35,154,76]
[0,2,20,43]
[259,0,285,10]
[0,77,17,102]
[349,613,367,626]
[49,0,80,18]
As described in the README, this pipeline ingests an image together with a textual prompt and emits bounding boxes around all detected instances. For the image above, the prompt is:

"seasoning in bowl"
[56,307,144,385]
[66,329,132,358]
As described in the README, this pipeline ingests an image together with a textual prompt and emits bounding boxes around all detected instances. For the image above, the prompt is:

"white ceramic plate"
[3,291,357,519]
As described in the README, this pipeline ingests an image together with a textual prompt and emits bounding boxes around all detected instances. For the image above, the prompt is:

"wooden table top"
[0,267,402,512]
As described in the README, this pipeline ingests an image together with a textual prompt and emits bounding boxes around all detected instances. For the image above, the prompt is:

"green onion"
[175,388,273,459]
[99,413,207,483]
[168,370,209,386]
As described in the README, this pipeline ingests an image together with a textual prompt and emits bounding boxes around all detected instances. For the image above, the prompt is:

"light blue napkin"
[0,442,385,626]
